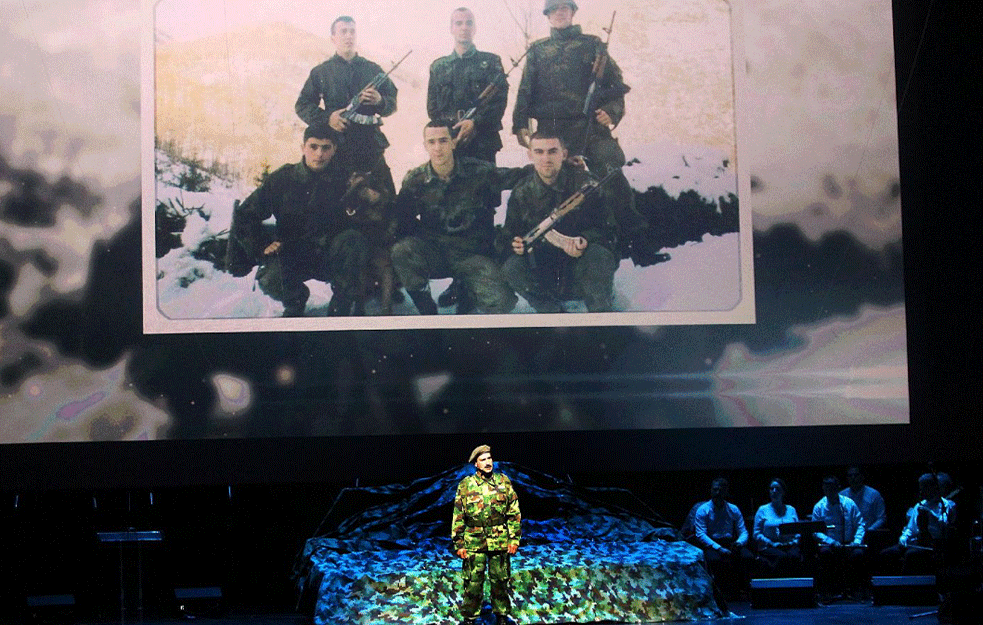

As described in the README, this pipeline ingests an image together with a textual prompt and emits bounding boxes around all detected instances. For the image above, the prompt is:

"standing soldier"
[501,132,619,313]
[513,0,658,266]
[296,15,398,197]
[452,445,521,625]
[428,7,509,165]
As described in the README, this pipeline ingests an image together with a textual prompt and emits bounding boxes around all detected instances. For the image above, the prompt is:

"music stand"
[97,529,162,624]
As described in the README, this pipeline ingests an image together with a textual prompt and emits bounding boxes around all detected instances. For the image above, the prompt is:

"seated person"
[753,478,802,577]
[681,499,707,545]
[841,466,887,531]
[693,478,753,600]
[880,473,956,575]
[812,476,866,600]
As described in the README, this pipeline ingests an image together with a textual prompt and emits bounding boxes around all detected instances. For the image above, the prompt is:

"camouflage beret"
[543,0,577,15]
[469,445,491,463]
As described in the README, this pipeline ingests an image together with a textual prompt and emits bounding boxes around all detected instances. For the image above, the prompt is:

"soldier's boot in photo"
[281,281,310,317]
[327,292,354,316]
[437,280,461,308]
[456,284,475,314]
[407,288,438,315]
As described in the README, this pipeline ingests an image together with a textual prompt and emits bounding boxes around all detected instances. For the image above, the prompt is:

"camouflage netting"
[294,464,724,624]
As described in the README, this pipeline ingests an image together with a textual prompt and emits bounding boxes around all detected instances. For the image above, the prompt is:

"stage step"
[871,575,938,606]
[749,577,816,608]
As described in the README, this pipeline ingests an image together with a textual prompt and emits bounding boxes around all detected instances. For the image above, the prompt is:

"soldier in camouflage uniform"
[295,16,398,197]
[453,445,521,625]
[501,132,619,312]
[512,0,659,266]
[428,8,510,310]
[225,125,377,317]
[392,121,520,315]
[428,7,508,165]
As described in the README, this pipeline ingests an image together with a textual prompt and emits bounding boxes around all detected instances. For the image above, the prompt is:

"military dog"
[340,171,400,315]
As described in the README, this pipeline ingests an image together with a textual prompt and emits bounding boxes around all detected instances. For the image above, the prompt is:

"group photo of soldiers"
[151,0,748,325]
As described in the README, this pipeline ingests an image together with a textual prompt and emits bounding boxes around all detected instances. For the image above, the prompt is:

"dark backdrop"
[0,0,980,492]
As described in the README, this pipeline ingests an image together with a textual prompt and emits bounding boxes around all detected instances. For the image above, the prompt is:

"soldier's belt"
[466,521,507,528]
[534,116,584,123]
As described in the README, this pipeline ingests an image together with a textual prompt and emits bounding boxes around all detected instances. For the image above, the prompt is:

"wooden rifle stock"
[521,170,616,249]
[582,11,616,116]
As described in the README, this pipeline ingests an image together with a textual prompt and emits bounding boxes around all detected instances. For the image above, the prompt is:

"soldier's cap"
[469,445,491,463]
[543,0,577,15]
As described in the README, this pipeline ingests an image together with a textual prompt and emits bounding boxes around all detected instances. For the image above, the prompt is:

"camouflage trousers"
[258,229,370,314]
[461,550,512,619]
[391,236,517,314]
[501,244,617,313]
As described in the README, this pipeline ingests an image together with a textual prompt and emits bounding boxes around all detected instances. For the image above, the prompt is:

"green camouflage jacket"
[428,45,507,154]
[226,160,348,275]
[295,54,398,152]
[396,157,527,258]
[452,470,521,552]
[512,25,629,134]
[501,162,618,262]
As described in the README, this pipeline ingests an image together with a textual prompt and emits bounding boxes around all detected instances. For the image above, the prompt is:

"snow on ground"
[154,142,740,319]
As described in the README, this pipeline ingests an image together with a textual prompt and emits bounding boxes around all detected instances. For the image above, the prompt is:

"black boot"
[327,293,353,316]
[437,280,460,307]
[456,285,475,314]
[496,615,517,625]
[407,288,438,315]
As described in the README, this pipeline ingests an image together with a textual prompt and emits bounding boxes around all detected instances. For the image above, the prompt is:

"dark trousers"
[703,545,754,599]
[816,545,866,596]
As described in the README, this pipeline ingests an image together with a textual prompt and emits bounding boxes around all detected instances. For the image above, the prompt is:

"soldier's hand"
[457,548,468,559]
[453,119,476,147]
[516,129,531,148]
[595,108,613,128]
[562,236,587,258]
[359,86,382,106]
[507,544,518,555]
[566,155,587,170]
[329,109,349,132]
[263,241,282,256]
[511,236,526,255]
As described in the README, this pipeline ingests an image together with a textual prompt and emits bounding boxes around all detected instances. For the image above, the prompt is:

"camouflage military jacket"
[226,160,348,274]
[502,162,618,263]
[512,25,629,134]
[428,45,507,153]
[452,470,521,552]
[396,157,509,258]
[295,54,398,152]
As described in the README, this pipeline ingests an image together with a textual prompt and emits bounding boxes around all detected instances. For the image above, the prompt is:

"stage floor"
[74,601,938,625]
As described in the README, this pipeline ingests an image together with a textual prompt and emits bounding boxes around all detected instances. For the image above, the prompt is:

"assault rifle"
[521,169,617,249]
[341,50,412,125]
[456,49,529,142]
[582,12,617,117]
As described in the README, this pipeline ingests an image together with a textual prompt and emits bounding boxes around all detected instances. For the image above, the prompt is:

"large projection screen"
[4,0,963,489]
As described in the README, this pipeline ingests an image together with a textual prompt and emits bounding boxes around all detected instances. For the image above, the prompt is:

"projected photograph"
[1,0,906,445]
[143,0,754,332]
